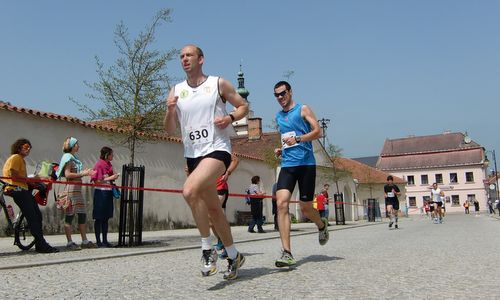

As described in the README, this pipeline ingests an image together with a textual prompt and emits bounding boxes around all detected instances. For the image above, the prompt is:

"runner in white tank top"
[174,76,232,158]
[164,44,248,280]
[430,183,445,224]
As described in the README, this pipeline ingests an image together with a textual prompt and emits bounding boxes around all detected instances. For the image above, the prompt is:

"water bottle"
[6,204,15,222]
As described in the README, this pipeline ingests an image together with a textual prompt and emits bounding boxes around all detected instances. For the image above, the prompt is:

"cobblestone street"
[1,214,499,299]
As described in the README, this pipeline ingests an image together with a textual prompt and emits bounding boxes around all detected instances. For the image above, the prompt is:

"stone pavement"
[1,214,500,299]
[0,220,371,270]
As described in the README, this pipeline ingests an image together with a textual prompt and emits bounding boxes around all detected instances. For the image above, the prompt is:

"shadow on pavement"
[0,249,39,258]
[207,267,282,291]
[207,255,344,290]
[295,254,344,267]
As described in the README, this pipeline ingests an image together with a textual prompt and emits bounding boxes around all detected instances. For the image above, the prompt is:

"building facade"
[336,158,406,218]
[377,132,488,214]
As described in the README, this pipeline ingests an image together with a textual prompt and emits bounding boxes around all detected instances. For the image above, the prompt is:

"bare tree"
[72,9,178,165]
[326,143,352,194]
[283,70,295,81]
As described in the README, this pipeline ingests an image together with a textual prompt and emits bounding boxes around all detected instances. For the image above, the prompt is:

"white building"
[377,132,488,214]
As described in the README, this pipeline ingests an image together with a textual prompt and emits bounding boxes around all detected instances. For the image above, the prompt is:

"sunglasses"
[274,90,288,98]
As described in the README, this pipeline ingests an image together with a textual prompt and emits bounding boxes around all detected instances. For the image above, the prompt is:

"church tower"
[232,64,254,136]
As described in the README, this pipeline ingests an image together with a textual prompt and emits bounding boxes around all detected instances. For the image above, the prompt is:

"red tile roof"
[380,132,480,156]
[378,148,484,170]
[335,157,405,184]
[230,132,281,161]
[0,100,182,143]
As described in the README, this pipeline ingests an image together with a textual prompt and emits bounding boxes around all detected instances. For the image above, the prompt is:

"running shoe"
[201,249,218,277]
[66,241,81,251]
[223,252,245,280]
[81,241,97,249]
[275,250,296,268]
[388,222,393,228]
[394,224,398,229]
[319,217,329,245]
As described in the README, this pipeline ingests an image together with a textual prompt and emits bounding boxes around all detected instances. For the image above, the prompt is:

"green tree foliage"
[73,9,178,164]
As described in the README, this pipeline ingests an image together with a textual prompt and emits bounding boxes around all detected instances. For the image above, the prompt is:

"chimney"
[248,117,262,140]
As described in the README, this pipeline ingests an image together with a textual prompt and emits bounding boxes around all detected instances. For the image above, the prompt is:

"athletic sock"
[201,237,212,251]
[225,245,238,260]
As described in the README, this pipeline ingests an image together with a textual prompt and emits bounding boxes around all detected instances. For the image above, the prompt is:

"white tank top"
[174,76,232,158]
[431,188,442,202]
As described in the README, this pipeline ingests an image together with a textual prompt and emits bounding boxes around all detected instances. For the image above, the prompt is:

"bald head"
[182,44,204,58]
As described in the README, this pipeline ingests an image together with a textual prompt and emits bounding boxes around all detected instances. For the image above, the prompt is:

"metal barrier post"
[334,193,345,225]
[367,198,376,222]
[118,164,145,247]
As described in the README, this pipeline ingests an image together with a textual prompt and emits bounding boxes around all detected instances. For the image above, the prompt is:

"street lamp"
[318,118,331,146]
[484,150,498,202]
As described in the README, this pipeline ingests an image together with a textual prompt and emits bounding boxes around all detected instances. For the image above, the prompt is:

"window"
[449,173,458,183]
[423,196,431,203]
[466,172,474,183]
[421,175,428,185]
[451,195,460,206]
[435,174,443,184]
[407,175,415,185]
[467,194,476,202]
[409,197,416,207]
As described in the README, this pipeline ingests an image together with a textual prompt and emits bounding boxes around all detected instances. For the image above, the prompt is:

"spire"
[237,61,250,100]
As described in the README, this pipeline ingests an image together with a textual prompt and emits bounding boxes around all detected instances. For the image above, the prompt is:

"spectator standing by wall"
[316,190,327,219]
[473,200,480,215]
[248,176,266,233]
[321,184,331,225]
[463,201,470,214]
[56,137,97,250]
[487,199,495,214]
[91,146,119,247]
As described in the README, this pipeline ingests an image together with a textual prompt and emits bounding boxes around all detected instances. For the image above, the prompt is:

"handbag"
[55,186,71,210]
[112,185,121,200]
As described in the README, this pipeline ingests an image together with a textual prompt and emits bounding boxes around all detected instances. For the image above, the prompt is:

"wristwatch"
[295,136,301,143]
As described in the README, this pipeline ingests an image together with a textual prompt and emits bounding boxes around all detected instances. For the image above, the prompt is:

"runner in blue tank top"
[273,81,330,268]
[276,102,316,167]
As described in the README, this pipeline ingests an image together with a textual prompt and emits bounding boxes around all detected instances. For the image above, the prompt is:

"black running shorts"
[386,198,400,210]
[276,165,316,202]
[186,151,231,174]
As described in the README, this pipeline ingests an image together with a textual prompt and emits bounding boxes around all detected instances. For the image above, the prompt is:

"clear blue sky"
[1,1,499,161]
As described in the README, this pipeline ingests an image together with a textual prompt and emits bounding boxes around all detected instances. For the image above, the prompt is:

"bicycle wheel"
[14,213,36,250]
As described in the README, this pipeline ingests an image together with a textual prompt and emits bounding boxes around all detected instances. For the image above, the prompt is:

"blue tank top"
[276,103,316,167]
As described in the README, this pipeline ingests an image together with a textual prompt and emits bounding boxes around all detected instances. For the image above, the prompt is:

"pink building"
[376,132,488,214]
